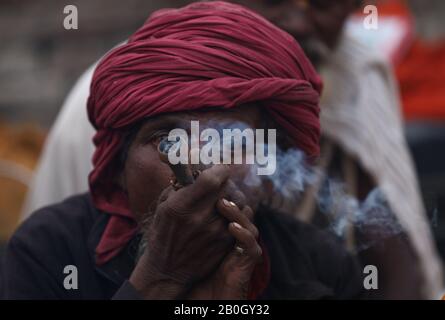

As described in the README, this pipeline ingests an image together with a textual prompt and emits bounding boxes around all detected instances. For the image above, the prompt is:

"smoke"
[197,120,404,252]
[242,147,404,252]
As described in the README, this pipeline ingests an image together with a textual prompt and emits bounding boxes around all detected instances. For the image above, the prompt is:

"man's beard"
[136,235,148,263]
[135,210,155,263]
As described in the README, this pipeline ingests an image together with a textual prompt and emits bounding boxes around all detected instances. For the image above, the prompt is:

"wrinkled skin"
[122,106,270,299]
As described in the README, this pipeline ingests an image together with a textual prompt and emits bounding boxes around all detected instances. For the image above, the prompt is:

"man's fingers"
[241,206,254,222]
[228,222,262,259]
[217,199,258,239]
[158,184,175,204]
[222,179,247,209]
[177,164,231,205]
[162,165,231,216]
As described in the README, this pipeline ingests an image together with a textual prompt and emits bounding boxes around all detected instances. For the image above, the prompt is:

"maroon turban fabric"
[87,1,322,297]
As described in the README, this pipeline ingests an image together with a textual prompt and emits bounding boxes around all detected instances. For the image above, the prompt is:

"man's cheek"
[125,161,172,219]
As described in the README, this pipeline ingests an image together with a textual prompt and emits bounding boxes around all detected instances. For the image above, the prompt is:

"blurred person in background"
[381,0,445,262]
[20,0,442,298]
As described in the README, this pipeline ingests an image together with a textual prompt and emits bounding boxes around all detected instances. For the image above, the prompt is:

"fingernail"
[232,222,242,229]
[223,199,237,208]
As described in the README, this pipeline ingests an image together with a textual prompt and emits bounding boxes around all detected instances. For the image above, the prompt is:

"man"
[21,0,442,298]
[3,1,364,299]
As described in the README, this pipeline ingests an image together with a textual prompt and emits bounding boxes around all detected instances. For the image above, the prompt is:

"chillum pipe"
[158,137,195,186]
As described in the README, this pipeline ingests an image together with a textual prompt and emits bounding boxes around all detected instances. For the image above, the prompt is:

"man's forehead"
[140,106,264,131]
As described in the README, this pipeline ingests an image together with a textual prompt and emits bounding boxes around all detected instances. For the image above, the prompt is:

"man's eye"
[148,131,169,145]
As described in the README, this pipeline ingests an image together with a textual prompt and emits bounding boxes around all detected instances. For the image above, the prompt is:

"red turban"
[87,1,322,297]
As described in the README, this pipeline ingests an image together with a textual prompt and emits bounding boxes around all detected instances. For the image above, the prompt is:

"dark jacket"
[2,193,363,299]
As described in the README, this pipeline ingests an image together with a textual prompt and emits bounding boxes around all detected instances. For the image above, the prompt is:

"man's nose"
[270,0,314,40]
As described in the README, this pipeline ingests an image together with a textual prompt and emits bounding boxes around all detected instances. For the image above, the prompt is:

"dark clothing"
[2,194,363,299]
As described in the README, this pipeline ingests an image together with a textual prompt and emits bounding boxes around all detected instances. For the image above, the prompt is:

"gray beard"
[135,210,155,263]
[135,234,148,263]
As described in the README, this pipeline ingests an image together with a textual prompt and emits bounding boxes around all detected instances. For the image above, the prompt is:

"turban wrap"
[87,1,322,297]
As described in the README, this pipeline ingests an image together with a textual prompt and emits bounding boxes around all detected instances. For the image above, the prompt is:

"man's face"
[120,106,271,224]
[233,0,359,66]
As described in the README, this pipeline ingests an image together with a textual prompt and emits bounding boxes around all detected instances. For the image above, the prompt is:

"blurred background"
[0,0,444,274]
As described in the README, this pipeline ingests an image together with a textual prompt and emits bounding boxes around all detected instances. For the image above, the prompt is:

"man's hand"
[129,164,251,299]
[187,198,263,300]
